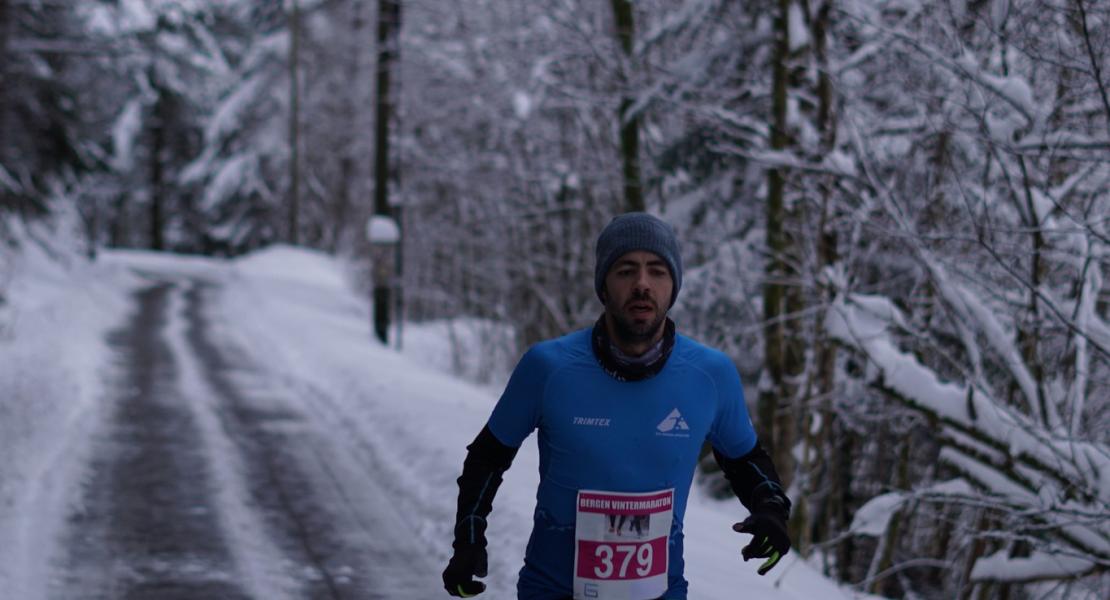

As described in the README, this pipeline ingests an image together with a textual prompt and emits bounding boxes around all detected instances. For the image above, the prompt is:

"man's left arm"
[713,443,792,575]
[705,351,792,575]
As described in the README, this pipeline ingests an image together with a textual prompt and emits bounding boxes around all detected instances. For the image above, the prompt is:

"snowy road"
[48,275,442,600]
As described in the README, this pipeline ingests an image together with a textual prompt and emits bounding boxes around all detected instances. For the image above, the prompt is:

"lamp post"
[366,214,400,344]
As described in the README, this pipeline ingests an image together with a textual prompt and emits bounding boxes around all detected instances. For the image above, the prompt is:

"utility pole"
[372,0,401,343]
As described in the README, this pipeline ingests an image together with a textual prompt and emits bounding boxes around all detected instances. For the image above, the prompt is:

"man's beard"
[606,296,668,346]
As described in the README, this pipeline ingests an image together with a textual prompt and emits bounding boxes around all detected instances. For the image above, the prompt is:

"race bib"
[573,489,674,600]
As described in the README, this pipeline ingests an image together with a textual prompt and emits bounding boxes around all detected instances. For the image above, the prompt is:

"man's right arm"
[443,426,518,597]
[443,347,547,597]
[454,425,519,540]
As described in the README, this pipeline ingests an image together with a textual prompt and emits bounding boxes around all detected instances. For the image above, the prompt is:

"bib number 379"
[590,541,658,578]
[573,489,674,600]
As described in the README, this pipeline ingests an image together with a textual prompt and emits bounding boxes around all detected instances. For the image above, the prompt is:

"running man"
[443,213,792,599]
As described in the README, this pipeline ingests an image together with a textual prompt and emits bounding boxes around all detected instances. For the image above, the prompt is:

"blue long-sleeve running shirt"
[487,327,759,599]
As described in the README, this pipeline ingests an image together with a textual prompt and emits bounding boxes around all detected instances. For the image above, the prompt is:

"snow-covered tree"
[642,0,1108,596]
[176,0,287,254]
[397,0,639,346]
[822,1,1109,596]
[0,0,102,237]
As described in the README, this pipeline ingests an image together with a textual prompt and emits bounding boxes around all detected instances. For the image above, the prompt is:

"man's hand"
[734,512,790,576]
[443,517,489,597]
[443,545,487,597]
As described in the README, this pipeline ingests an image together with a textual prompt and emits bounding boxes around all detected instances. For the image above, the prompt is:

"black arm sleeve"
[452,425,519,548]
[713,442,791,519]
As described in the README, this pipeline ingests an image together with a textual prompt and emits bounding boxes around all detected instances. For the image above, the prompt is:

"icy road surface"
[48,275,442,600]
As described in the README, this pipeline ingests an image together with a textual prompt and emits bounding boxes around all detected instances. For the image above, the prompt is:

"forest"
[1,0,1107,598]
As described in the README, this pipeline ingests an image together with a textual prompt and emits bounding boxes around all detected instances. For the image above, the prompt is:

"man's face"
[602,250,673,343]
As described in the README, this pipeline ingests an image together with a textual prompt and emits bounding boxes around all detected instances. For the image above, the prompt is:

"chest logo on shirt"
[573,416,612,427]
[656,408,690,437]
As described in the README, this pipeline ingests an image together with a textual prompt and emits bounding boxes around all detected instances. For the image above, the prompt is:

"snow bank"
[401,317,517,386]
[0,221,141,599]
[231,243,348,291]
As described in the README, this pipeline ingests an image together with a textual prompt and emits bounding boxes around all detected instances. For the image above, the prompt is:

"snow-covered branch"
[828,292,1110,581]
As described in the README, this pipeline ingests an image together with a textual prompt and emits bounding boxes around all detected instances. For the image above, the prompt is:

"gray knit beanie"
[594,212,683,307]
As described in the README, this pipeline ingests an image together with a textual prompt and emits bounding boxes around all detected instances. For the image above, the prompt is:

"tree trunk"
[928,502,957,593]
[332,0,367,253]
[794,0,838,556]
[372,0,401,343]
[149,88,166,251]
[1018,158,1049,425]
[0,0,13,212]
[958,510,991,600]
[868,438,911,596]
[832,425,857,580]
[334,155,353,252]
[1075,0,1110,138]
[288,0,301,244]
[0,0,7,132]
[760,0,804,488]
[610,0,643,213]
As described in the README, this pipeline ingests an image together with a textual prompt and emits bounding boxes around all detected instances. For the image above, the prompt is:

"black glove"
[443,517,488,597]
[445,427,517,597]
[712,443,792,576]
[734,511,790,575]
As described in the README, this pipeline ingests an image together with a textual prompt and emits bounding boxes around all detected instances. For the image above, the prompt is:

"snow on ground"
[0,242,874,599]
[0,224,143,598]
[400,317,517,387]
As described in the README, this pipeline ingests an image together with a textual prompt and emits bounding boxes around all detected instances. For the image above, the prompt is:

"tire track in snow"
[182,279,443,599]
[51,272,443,599]
[49,282,292,599]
